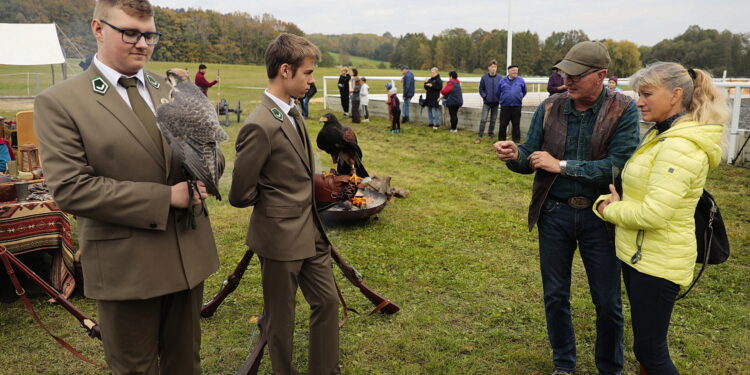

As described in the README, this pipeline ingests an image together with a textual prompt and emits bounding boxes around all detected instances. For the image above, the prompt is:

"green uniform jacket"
[34,66,220,300]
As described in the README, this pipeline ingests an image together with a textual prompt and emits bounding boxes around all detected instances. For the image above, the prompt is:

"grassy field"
[0,60,748,374]
[327,52,388,68]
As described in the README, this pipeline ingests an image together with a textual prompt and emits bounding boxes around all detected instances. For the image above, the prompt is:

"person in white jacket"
[360,77,370,122]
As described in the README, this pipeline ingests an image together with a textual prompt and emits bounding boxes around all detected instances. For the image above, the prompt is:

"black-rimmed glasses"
[100,20,161,45]
[561,69,601,83]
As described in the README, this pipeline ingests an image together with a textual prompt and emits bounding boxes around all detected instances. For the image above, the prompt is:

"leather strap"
[0,248,107,369]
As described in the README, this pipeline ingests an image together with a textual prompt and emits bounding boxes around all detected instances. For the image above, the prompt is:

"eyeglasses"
[100,20,161,45]
[561,69,601,83]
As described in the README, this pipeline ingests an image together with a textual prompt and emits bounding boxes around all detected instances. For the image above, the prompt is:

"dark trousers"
[97,283,204,375]
[339,91,349,113]
[391,107,401,131]
[351,99,361,123]
[622,263,680,375]
[259,229,340,375]
[537,199,624,374]
[361,105,369,119]
[448,106,460,130]
[499,105,522,142]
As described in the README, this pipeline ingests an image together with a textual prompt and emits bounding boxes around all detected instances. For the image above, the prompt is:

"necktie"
[118,77,164,155]
[287,107,307,148]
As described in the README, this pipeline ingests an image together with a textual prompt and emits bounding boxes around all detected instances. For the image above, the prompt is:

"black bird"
[316,113,368,179]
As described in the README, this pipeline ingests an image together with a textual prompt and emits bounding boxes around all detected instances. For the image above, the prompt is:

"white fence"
[323,75,750,165]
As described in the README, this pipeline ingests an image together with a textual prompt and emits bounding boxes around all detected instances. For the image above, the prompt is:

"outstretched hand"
[597,184,620,216]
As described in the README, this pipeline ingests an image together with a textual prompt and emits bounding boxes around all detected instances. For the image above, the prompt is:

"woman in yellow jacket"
[595,62,728,375]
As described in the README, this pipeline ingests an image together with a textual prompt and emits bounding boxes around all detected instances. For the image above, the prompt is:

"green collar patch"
[91,76,109,95]
[146,74,160,89]
[270,108,284,122]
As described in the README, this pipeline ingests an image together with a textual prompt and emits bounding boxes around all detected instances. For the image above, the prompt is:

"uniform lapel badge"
[91,76,109,95]
[146,74,160,89]
[271,108,284,122]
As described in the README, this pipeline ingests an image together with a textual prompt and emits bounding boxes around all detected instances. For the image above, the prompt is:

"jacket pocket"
[265,205,304,218]
[84,225,132,241]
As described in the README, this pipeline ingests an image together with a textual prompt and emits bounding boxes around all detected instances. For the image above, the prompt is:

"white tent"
[0,23,65,65]
[0,23,68,98]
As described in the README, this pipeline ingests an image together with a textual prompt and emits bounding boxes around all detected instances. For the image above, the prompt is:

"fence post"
[728,85,742,164]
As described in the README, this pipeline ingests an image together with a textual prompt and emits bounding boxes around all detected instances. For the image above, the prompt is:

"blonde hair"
[264,33,321,79]
[94,0,154,20]
[630,62,729,126]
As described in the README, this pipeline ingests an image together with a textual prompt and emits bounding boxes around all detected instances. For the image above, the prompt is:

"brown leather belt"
[551,196,593,209]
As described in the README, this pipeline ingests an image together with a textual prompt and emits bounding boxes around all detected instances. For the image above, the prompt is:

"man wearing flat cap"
[494,41,639,375]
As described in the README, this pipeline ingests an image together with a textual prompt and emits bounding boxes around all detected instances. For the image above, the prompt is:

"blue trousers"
[477,103,498,138]
[403,97,411,118]
[537,199,624,374]
[427,106,441,126]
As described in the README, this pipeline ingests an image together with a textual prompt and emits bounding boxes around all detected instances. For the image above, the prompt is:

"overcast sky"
[150,0,749,46]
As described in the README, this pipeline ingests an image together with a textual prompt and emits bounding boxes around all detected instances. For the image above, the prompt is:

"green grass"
[0,61,748,375]
[328,52,387,68]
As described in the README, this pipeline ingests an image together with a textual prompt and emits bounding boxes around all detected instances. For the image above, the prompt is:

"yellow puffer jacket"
[594,120,723,286]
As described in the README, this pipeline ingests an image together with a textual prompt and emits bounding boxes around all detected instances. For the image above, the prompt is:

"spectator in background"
[338,67,351,117]
[300,82,317,119]
[608,76,623,92]
[351,77,362,123]
[401,66,415,123]
[386,82,401,134]
[424,67,443,130]
[441,71,463,133]
[497,64,527,142]
[477,59,502,143]
[195,64,219,96]
[360,77,370,122]
[547,60,567,95]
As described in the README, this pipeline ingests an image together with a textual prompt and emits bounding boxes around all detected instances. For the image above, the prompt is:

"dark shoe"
[403,116,410,123]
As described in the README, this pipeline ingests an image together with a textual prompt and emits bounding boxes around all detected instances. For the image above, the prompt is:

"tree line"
[2,0,748,77]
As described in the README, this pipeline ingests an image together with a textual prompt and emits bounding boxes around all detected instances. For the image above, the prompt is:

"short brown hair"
[94,0,154,20]
[488,59,498,67]
[265,33,321,79]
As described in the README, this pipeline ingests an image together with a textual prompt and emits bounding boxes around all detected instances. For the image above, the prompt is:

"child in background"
[360,77,370,122]
[386,82,401,134]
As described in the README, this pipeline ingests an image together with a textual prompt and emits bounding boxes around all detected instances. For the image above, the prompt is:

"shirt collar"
[264,89,296,114]
[93,54,145,88]
[564,86,607,115]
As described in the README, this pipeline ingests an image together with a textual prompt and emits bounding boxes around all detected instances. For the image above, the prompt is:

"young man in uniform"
[34,0,221,373]
[229,33,340,375]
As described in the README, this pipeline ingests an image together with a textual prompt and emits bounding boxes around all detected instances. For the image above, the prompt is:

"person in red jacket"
[194,64,219,96]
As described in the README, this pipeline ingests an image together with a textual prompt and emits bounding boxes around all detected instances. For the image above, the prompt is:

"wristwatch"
[559,160,567,175]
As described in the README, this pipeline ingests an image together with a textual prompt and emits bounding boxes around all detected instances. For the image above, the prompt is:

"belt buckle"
[567,196,592,209]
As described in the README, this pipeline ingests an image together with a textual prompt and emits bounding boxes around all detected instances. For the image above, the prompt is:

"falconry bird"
[317,113,368,179]
[157,68,228,225]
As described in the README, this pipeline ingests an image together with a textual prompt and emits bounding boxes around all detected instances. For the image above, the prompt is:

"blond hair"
[264,33,321,79]
[631,62,729,126]
[94,0,154,20]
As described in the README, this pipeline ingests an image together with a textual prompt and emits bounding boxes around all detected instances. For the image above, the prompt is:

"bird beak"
[319,116,328,123]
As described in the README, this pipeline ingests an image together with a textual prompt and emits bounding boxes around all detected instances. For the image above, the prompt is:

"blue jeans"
[427,106,441,126]
[538,199,624,375]
[478,102,498,138]
[403,96,411,118]
[300,97,311,118]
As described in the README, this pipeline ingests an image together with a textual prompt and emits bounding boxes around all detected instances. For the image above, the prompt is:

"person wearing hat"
[385,82,401,133]
[494,40,640,375]
[195,63,219,96]
[547,60,567,95]
[401,66,415,123]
